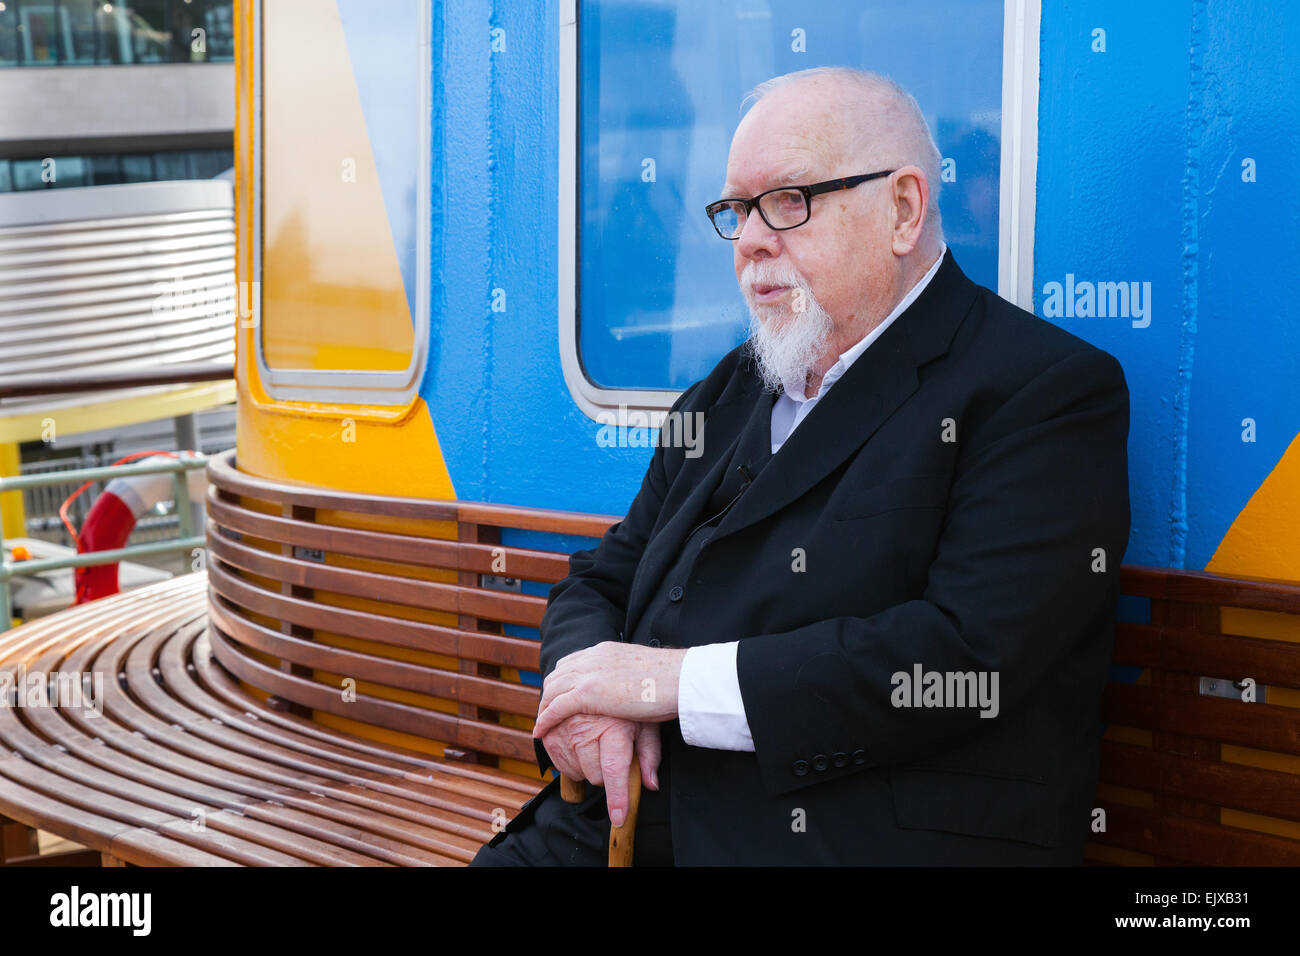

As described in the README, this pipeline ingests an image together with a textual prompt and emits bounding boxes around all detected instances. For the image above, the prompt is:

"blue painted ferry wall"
[1036,0,1299,571]
[422,0,653,516]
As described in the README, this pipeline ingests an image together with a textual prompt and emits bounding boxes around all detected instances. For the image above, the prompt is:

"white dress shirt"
[677,244,948,751]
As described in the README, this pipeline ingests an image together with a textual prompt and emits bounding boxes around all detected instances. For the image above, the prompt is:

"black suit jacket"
[536,249,1131,864]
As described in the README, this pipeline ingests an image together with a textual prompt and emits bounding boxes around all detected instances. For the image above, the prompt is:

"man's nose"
[735,208,782,260]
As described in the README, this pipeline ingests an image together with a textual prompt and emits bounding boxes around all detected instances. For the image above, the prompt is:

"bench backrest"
[1091,567,1300,865]
[206,449,612,777]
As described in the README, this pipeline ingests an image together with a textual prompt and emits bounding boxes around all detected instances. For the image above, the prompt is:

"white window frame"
[251,0,430,406]
[559,0,1040,422]
[998,0,1040,312]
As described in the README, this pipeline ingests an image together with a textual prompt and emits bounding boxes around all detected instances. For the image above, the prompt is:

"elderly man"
[471,67,1129,866]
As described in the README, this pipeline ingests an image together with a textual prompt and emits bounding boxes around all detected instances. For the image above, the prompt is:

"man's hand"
[533,642,687,739]
[538,714,660,827]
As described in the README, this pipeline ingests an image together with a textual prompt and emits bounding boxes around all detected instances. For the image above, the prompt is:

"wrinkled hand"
[538,714,660,827]
[533,642,687,739]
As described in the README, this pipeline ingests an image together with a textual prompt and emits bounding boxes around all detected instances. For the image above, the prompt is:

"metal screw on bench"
[558,758,641,867]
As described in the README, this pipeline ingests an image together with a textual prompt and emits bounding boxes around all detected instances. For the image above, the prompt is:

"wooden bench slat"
[1113,621,1300,690]
[5,655,398,867]
[256,783,493,853]
[1102,681,1300,756]
[110,826,242,867]
[102,626,516,828]
[1089,802,1300,865]
[0,759,176,865]
[208,453,460,523]
[186,808,388,867]
[245,800,474,865]
[207,491,574,584]
[208,531,549,629]
[0,749,310,867]
[209,564,542,670]
[1099,739,1300,823]
[207,449,621,538]
[44,601,523,825]
[121,625,517,831]
[207,595,540,718]
[208,624,537,763]
[1121,564,1300,614]
[160,629,536,809]
[187,632,540,797]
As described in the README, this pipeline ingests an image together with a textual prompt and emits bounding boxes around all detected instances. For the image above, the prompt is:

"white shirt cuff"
[677,641,754,752]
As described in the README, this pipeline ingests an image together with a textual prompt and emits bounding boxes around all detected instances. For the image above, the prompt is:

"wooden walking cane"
[558,757,642,867]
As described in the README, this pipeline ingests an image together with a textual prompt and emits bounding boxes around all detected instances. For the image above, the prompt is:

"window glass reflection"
[577,0,1004,391]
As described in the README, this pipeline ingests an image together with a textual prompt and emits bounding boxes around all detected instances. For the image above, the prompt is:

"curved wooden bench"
[0,575,539,866]
[3,450,626,867]
[4,446,1298,866]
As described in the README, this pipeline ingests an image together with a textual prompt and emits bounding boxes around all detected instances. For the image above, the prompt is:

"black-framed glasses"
[704,170,896,240]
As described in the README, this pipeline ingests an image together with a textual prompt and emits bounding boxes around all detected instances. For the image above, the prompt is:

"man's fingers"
[574,739,605,788]
[537,651,586,715]
[599,730,634,828]
[535,674,566,722]
[540,731,580,779]
[634,722,662,790]
[532,691,581,740]
[536,677,560,717]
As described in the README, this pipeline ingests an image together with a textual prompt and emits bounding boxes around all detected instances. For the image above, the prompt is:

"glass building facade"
[0,146,232,190]
[0,0,234,66]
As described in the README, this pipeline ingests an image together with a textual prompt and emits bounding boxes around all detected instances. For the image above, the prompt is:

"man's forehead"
[720,161,813,196]
[722,88,847,190]
[723,124,844,194]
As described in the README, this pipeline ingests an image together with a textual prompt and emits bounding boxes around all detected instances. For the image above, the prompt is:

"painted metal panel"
[1035,0,1300,576]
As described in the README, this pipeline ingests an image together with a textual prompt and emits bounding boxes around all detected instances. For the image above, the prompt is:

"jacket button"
[648,639,661,648]
[832,752,848,768]
[812,754,828,772]
[668,585,684,602]
[852,749,866,765]
[792,759,810,777]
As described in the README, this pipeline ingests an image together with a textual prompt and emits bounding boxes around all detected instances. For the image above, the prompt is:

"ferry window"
[253,0,428,405]
[575,0,1006,392]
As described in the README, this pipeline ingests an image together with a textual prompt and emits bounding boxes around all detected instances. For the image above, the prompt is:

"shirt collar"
[783,242,948,401]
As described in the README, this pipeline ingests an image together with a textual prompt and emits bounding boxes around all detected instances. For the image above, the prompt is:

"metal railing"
[0,453,209,631]
[19,452,107,545]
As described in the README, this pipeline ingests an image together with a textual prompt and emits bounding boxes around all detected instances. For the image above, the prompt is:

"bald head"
[720,68,946,396]
[739,68,943,234]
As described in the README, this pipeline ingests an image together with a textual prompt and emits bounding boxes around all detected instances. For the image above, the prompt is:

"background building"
[0,0,236,569]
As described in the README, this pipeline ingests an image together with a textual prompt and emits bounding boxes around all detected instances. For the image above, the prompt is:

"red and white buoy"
[71,452,207,603]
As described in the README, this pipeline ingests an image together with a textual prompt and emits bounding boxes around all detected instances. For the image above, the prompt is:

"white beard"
[740,262,835,395]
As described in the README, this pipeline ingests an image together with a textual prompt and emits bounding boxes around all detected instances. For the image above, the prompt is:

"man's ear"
[889,165,928,256]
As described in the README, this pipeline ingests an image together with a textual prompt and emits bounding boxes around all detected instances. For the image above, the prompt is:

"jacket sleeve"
[532,381,703,773]
[735,348,1131,796]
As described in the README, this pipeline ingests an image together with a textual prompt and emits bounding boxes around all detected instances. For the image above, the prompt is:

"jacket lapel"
[713,248,976,542]
[623,384,772,637]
